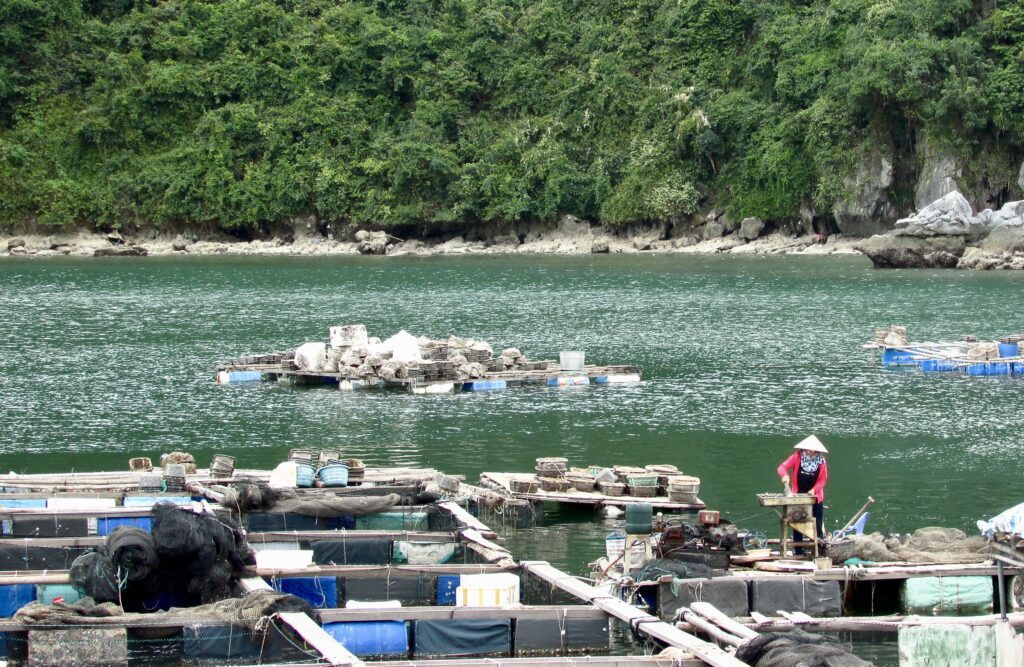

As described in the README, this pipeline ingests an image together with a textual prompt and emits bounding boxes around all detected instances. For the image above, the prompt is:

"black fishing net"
[69,550,119,602]
[221,483,400,517]
[735,630,875,667]
[151,503,254,603]
[70,503,255,607]
[15,590,316,630]
[632,558,716,582]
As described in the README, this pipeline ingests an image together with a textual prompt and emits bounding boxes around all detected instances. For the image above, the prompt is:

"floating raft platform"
[866,329,1024,377]
[218,363,642,393]
[479,472,706,511]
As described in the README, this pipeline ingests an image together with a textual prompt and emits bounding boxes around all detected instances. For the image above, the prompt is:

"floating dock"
[217,363,642,393]
[215,324,642,393]
[866,328,1024,377]
[480,472,705,511]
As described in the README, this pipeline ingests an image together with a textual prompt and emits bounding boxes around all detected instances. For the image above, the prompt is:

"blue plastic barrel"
[998,343,1020,358]
[324,621,409,657]
[0,585,35,617]
[295,463,315,488]
[881,349,915,366]
[318,463,349,487]
[967,362,1011,376]
[919,359,957,373]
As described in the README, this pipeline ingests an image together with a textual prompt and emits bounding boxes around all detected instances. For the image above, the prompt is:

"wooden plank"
[724,563,1020,582]
[319,605,608,622]
[688,602,758,641]
[461,528,516,567]
[278,611,364,666]
[521,561,748,667]
[437,501,496,538]
[247,530,458,543]
[372,657,699,667]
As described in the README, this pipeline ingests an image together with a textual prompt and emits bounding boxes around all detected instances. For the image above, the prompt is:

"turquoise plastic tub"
[295,463,315,488]
[318,463,349,487]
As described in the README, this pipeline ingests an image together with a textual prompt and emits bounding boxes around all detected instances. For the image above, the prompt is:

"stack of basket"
[645,464,680,491]
[625,473,659,497]
[666,476,701,503]
[139,473,163,493]
[289,449,315,488]
[343,459,365,486]
[535,457,568,478]
[539,477,570,493]
[209,454,235,479]
[162,464,187,492]
[317,459,349,487]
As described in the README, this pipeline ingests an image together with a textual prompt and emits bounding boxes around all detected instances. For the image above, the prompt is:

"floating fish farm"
[866,326,1024,377]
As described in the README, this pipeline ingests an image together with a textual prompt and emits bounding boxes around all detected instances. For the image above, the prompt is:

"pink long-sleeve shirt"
[777,452,828,503]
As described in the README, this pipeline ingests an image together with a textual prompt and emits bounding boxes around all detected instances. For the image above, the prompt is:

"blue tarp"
[272,576,338,609]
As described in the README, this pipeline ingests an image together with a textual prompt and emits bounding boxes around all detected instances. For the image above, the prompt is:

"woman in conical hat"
[776,435,828,554]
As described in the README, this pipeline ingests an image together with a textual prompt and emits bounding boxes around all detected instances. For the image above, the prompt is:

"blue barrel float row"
[881,341,1024,377]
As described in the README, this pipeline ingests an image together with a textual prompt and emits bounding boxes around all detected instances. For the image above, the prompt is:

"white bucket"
[559,351,585,371]
[606,533,626,561]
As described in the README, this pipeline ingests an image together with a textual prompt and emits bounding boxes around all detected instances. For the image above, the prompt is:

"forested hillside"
[2,0,1022,236]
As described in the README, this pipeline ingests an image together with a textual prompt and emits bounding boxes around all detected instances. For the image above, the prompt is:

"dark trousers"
[793,502,824,555]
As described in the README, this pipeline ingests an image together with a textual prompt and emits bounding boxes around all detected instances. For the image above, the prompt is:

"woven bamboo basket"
[540,477,571,493]
[628,485,659,498]
[598,481,626,497]
[510,478,540,494]
[566,475,595,492]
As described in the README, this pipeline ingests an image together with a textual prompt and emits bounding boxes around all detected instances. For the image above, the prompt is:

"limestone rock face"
[915,154,961,210]
[738,217,765,241]
[855,234,965,269]
[833,154,896,237]
[702,220,726,240]
[94,245,148,257]
[356,230,389,255]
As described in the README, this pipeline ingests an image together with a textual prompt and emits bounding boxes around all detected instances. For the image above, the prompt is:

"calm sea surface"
[2,254,1022,664]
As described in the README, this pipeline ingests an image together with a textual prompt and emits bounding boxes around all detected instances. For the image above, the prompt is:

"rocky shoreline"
[2,218,860,260]
[856,193,1024,270]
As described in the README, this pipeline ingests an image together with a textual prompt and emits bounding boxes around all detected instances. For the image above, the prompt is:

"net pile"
[14,590,314,630]
[836,527,989,564]
[736,630,874,667]
[221,483,401,517]
[633,558,716,583]
[70,503,254,606]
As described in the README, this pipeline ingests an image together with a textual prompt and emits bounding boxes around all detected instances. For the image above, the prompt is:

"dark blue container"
[273,576,338,609]
[324,621,409,657]
[98,516,153,536]
[0,584,36,617]
[436,575,460,605]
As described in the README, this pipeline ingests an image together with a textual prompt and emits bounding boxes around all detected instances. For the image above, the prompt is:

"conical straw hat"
[794,434,828,453]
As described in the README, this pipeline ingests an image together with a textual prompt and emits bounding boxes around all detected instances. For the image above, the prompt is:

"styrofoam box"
[346,599,402,609]
[455,573,520,607]
[46,497,117,509]
[254,549,314,570]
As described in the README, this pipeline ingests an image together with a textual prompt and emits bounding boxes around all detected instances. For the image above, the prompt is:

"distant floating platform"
[479,472,705,511]
[216,364,642,393]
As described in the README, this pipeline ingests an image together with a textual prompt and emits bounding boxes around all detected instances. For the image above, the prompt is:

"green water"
[3,255,1023,556]
[8,254,1023,665]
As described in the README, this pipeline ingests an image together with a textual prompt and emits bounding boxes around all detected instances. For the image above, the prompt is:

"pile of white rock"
[291,325,541,382]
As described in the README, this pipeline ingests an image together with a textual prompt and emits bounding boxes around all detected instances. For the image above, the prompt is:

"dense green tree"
[0,0,1021,232]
